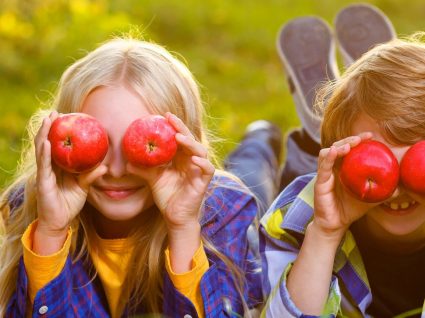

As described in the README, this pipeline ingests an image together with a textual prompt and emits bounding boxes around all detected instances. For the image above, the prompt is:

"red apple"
[48,113,109,173]
[400,141,425,194]
[339,140,399,203]
[122,115,177,167]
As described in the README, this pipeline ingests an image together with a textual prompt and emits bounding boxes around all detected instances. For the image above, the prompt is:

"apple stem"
[64,136,72,147]
[148,142,156,153]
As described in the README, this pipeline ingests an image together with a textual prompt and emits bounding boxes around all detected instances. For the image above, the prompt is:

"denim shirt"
[5,174,263,317]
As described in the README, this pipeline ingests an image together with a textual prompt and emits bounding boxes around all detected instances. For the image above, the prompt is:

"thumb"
[78,164,108,191]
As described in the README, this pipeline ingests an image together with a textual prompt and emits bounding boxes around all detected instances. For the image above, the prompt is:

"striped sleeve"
[259,175,342,317]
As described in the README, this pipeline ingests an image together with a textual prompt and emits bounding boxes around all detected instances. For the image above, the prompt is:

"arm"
[199,185,263,316]
[259,201,342,318]
[286,222,342,314]
[127,113,215,317]
[33,111,106,256]
[161,180,263,317]
[263,135,375,316]
[286,138,372,314]
[5,111,107,317]
[165,242,209,318]
[22,221,72,305]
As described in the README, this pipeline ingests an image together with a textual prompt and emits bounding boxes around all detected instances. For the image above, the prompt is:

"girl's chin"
[87,188,155,221]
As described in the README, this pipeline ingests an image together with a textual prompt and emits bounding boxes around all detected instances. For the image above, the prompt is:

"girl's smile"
[94,185,144,200]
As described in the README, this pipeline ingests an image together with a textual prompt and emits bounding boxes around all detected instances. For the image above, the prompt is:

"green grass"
[1,0,425,187]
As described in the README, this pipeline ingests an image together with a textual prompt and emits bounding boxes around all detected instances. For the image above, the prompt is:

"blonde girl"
[1,37,262,317]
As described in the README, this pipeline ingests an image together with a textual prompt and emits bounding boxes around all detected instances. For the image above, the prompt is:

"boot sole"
[334,3,396,66]
[277,16,338,143]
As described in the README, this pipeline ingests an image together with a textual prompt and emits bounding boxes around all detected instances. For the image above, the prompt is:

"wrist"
[167,221,202,273]
[36,219,70,238]
[33,221,69,256]
[307,221,346,249]
[167,221,201,243]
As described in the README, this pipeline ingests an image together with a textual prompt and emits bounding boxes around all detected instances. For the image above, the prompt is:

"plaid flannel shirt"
[259,173,425,318]
[5,174,263,318]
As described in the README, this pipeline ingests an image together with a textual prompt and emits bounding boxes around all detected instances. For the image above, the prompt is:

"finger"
[175,133,208,158]
[316,146,338,185]
[332,135,361,148]
[358,131,374,141]
[78,164,108,191]
[35,116,53,161]
[332,132,373,149]
[49,111,59,121]
[37,140,55,185]
[191,156,215,178]
[165,112,195,139]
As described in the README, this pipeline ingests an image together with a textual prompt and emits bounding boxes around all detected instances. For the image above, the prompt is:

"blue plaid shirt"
[6,174,263,317]
[259,173,425,318]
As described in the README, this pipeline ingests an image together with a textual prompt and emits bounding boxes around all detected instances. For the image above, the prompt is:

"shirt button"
[223,297,232,313]
[183,315,192,318]
[38,305,48,315]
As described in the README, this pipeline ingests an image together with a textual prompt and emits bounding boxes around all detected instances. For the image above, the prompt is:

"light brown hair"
[317,33,425,147]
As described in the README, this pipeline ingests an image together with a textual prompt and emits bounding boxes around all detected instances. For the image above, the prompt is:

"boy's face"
[351,113,425,245]
[81,85,155,236]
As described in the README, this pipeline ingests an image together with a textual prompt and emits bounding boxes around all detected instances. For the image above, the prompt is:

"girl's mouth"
[97,187,141,200]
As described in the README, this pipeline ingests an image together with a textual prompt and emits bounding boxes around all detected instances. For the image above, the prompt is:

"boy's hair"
[317,32,425,147]
[0,36,252,315]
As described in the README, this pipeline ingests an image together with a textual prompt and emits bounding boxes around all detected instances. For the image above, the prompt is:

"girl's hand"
[313,132,378,239]
[127,112,215,231]
[35,112,107,237]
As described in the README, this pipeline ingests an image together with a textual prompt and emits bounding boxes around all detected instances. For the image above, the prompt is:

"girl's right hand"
[34,112,107,238]
[313,132,378,240]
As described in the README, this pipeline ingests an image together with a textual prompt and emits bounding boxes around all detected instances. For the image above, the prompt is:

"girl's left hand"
[127,112,215,231]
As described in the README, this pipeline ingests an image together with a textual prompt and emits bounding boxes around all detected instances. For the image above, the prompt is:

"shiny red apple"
[400,141,425,195]
[122,115,177,167]
[48,113,109,173]
[339,140,399,203]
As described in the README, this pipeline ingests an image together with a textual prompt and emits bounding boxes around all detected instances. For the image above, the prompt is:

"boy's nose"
[387,182,409,201]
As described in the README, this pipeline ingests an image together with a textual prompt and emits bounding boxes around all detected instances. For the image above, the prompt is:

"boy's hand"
[313,132,377,239]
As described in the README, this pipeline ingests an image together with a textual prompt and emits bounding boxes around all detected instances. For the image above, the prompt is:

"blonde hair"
[0,37,253,315]
[318,33,425,147]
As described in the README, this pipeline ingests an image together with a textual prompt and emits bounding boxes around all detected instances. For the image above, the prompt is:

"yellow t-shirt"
[22,221,208,318]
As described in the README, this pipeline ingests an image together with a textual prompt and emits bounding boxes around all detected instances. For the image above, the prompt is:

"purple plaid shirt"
[5,174,263,317]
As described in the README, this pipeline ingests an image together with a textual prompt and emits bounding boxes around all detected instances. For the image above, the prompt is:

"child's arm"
[33,112,106,256]
[127,112,214,271]
[127,112,215,315]
[22,221,72,309]
[286,134,375,315]
[162,183,263,317]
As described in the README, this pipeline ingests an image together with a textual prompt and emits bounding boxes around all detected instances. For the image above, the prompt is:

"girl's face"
[351,113,425,246]
[81,85,155,235]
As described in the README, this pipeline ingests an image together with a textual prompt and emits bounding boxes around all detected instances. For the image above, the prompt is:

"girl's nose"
[103,144,127,178]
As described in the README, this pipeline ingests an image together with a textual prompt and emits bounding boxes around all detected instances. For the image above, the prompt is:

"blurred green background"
[1,0,425,187]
